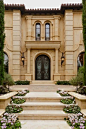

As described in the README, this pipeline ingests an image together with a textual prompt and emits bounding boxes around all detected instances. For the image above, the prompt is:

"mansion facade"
[4,3,84,83]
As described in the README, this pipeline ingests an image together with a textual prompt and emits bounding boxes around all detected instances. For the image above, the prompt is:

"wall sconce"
[21,53,25,67]
[61,52,65,67]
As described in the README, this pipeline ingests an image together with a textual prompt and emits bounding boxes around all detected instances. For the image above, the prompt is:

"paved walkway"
[20,120,71,129]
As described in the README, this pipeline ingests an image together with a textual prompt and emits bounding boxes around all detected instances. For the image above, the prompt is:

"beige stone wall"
[4,9,84,82]
[64,10,84,81]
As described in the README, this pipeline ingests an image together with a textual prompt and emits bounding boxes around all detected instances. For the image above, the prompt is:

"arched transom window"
[35,23,41,41]
[45,23,50,41]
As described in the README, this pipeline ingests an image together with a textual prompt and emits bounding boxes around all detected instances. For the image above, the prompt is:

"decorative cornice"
[5,3,82,15]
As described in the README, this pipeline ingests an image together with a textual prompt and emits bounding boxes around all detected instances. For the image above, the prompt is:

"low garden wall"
[69,92,86,109]
[0,92,17,109]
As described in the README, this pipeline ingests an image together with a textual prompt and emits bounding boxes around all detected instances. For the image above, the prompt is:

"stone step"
[23,92,62,102]
[18,102,65,110]
[31,81,55,85]
[17,110,68,120]
[24,97,62,102]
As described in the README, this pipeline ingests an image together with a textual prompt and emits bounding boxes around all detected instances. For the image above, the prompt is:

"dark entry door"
[35,55,50,80]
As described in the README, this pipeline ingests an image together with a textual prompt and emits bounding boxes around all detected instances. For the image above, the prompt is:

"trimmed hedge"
[15,80,30,85]
[56,81,71,85]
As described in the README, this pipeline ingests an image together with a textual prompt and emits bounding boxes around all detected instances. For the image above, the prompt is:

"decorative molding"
[25,41,61,49]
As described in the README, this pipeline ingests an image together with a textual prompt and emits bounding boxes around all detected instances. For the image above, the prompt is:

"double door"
[35,55,50,80]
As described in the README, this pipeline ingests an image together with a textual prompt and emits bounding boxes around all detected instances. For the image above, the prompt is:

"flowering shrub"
[5,105,23,113]
[60,96,75,104]
[0,113,21,129]
[11,96,26,104]
[66,113,86,129]
[59,91,70,96]
[15,90,29,96]
[63,105,81,114]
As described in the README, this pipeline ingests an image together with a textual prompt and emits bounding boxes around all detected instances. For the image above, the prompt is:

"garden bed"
[0,113,21,128]
[57,90,70,96]
[60,96,75,104]
[15,90,29,96]
[11,96,26,104]
[65,113,86,129]
[63,105,81,114]
[5,105,23,113]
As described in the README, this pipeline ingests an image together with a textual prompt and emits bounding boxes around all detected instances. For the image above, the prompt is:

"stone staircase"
[16,92,68,120]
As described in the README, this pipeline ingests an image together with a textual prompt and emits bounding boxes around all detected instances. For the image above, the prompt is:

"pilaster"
[54,49,60,81]
[25,49,31,81]
[54,16,61,41]
[12,10,21,81]
[65,10,74,80]
[25,16,32,41]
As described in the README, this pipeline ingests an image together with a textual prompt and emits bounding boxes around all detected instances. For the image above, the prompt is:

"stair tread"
[19,110,67,115]
[24,92,61,98]
[18,102,65,106]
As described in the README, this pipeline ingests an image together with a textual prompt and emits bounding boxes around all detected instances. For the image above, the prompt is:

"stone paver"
[20,120,71,129]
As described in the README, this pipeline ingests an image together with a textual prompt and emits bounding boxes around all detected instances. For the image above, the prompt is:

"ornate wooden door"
[35,55,50,80]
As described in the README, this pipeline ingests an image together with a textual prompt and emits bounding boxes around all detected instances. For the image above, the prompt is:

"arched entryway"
[35,55,50,80]
[4,52,9,73]
[77,52,85,70]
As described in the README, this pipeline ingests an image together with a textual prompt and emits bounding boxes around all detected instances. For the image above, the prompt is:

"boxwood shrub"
[56,81,71,85]
[15,80,30,85]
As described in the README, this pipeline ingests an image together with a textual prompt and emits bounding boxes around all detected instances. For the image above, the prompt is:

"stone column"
[50,24,53,41]
[55,49,58,73]
[41,23,44,41]
[25,48,31,81]
[54,48,60,81]
[54,16,61,41]
[27,49,30,73]
[25,16,32,41]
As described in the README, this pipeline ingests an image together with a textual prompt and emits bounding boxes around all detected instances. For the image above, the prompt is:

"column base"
[54,74,60,81]
[25,74,32,81]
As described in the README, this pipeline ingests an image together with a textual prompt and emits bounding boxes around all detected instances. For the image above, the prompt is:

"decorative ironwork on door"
[35,55,50,80]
